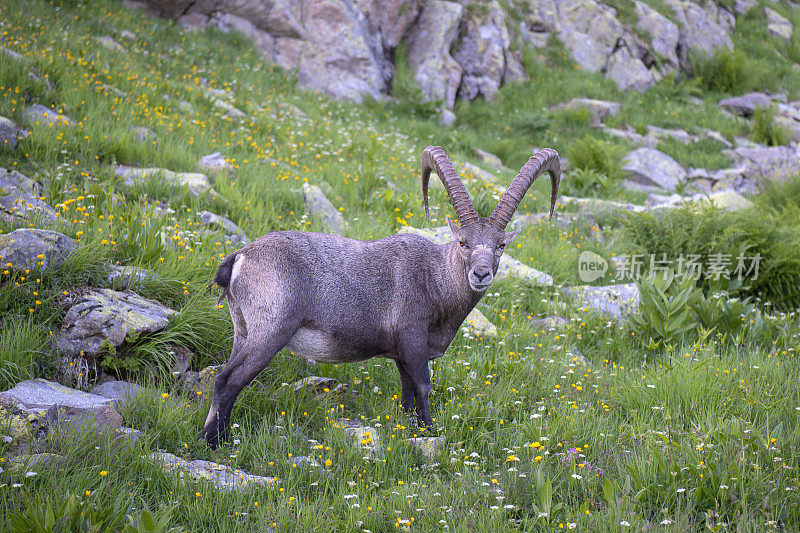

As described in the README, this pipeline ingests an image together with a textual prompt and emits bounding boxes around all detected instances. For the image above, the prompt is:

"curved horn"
[421,146,479,226]
[489,148,561,230]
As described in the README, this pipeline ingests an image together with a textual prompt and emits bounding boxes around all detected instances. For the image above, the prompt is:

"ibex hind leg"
[200,319,299,448]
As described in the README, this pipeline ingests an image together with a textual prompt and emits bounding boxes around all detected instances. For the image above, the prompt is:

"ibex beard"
[201,146,560,448]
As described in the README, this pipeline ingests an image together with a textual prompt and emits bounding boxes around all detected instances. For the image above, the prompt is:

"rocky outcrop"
[0,169,57,223]
[55,288,177,357]
[718,92,772,117]
[0,228,74,271]
[634,1,679,68]
[666,0,734,71]
[404,1,464,108]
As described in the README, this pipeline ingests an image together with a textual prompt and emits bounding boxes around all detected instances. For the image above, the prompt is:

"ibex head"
[421,145,561,293]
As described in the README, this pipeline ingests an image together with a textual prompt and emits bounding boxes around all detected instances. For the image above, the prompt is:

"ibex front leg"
[397,331,433,428]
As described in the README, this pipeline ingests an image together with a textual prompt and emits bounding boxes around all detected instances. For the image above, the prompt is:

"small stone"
[561,283,640,319]
[556,98,620,123]
[529,316,567,330]
[129,125,156,143]
[198,152,234,174]
[98,36,124,51]
[407,436,445,460]
[0,169,57,222]
[22,104,75,127]
[198,210,250,245]
[148,451,277,490]
[301,183,346,235]
[438,109,456,128]
[473,148,505,170]
[113,165,219,197]
[286,377,346,402]
[463,308,498,338]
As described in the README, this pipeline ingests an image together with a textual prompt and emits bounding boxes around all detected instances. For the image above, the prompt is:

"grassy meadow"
[1,0,800,530]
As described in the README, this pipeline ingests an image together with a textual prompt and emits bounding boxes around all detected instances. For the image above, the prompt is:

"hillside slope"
[1,0,800,531]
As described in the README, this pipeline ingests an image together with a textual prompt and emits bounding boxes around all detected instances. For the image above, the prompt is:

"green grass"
[1,0,800,530]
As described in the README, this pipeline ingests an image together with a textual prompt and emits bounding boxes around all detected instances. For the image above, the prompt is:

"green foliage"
[389,42,441,118]
[561,168,619,197]
[566,135,624,181]
[0,318,48,389]
[690,48,752,93]
[628,269,702,347]
[7,491,183,533]
[619,206,800,308]
[751,105,792,146]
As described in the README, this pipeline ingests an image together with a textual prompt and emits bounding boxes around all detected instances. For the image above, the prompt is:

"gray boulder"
[666,0,734,70]
[301,183,345,235]
[0,116,29,150]
[0,228,74,271]
[129,125,156,143]
[113,165,219,197]
[0,168,57,223]
[454,1,512,100]
[22,104,76,128]
[600,125,658,148]
[604,43,655,92]
[718,92,772,117]
[148,451,277,490]
[765,8,793,41]
[198,210,250,245]
[733,146,800,184]
[405,1,464,109]
[561,283,640,319]
[646,125,697,144]
[463,308,498,338]
[198,152,234,174]
[0,379,122,432]
[556,98,620,123]
[55,288,177,357]
[634,1,679,67]
[90,380,150,410]
[359,0,421,50]
[622,147,687,190]
[473,148,506,170]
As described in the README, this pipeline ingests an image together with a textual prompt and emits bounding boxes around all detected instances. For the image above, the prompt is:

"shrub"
[628,269,702,347]
[561,168,619,197]
[390,43,441,118]
[619,206,800,309]
[565,135,624,181]
[751,106,792,146]
[691,48,752,93]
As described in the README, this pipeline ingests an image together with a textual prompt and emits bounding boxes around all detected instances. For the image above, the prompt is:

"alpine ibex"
[201,146,560,448]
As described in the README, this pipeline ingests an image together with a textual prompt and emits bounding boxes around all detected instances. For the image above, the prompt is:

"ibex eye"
[459,241,466,248]
[497,243,505,250]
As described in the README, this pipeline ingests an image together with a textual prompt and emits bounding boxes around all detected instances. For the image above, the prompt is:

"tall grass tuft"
[691,48,752,93]
[751,106,792,146]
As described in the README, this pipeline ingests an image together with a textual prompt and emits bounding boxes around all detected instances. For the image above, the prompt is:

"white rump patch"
[230,253,245,285]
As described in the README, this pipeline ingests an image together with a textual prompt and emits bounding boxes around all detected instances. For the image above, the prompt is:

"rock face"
[55,288,177,357]
[405,1,464,108]
[0,169,57,223]
[301,182,346,235]
[454,1,520,101]
[622,148,687,190]
[666,0,734,70]
[0,228,74,271]
[634,1,679,67]
[148,451,277,490]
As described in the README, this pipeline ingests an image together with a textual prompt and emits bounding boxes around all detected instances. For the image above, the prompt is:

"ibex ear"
[503,228,521,246]
[447,218,462,240]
